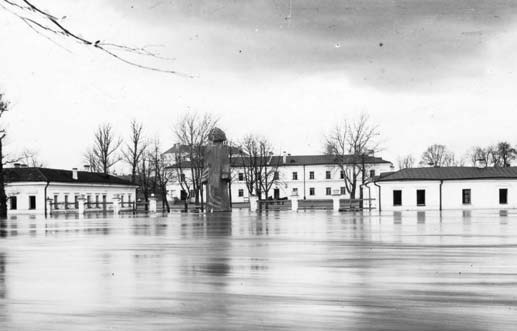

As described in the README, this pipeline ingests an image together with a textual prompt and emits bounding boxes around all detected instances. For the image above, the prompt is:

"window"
[121,195,124,206]
[462,189,471,205]
[326,187,332,196]
[292,172,298,180]
[238,189,244,197]
[274,171,279,180]
[53,194,59,209]
[340,187,346,195]
[64,195,69,209]
[238,173,244,181]
[29,195,36,210]
[95,195,99,208]
[416,190,426,206]
[340,170,345,179]
[326,171,331,179]
[309,171,314,180]
[74,195,79,209]
[393,190,402,206]
[87,195,91,208]
[292,187,298,195]
[369,169,375,178]
[9,196,17,210]
[128,194,132,203]
[309,187,315,196]
[180,173,186,182]
[499,188,508,204]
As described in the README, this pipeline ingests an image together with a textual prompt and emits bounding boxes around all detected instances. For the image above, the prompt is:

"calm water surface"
[0,210,516,330]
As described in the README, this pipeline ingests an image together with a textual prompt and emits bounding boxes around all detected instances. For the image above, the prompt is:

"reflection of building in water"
[5,166,137,216]
[0,253,6,299]
[366,167,517,211]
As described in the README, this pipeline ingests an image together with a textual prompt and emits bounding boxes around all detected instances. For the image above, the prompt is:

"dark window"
[326,171,331,179]
[462,189,471,205]
[180,173,186,182]
[74,195,79,209]
[292,188,298,195]
[340,187,346,195]
[10,196,17,210]
[64,195,69,209]
[340,170,345,179]
[369,170,375,178]
[238,173,244,181]
[238,189,244,197]
[274,171,279,180]
[292,172,298,180]
[29,196,36,210]
[95,195,99,208]
[309,171,314,180]
[416,190,426,206]
[53,194,59,209]
[309,187,315,196]
[393,190,402,206]
[326,187,331,196]
[499,188,508,204]
[87,195,91,208]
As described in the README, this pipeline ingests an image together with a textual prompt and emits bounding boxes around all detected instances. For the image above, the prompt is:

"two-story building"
[166,153,392,203]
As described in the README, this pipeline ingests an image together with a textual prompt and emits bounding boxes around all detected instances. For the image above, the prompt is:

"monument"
[201,127,231,212]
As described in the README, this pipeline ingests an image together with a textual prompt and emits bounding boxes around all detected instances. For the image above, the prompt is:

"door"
[274,188,280,200]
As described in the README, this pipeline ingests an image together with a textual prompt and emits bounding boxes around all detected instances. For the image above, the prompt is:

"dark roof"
[4,167,136,186]
[376,167,517,182]
[167,154,391,169]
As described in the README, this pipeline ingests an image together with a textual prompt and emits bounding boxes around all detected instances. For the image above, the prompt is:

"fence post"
[112,195,121,215]
[149,195,157,213]
[290,192,299,211]
[332,189,341,212]
[249,195,258,212]
[77,195,85,215]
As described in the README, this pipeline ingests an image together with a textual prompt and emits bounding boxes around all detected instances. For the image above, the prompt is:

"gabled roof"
[376,167,517,182]
[4,167,135,186]
[168,154,391,169]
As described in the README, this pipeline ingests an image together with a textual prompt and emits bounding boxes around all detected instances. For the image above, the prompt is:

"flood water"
[0,210,516,330]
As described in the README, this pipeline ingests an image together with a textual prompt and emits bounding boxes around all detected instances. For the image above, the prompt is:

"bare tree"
[325,114,380,199]
[149,139,171,213]
[397,155,415,169]
[123,120,146,184]
[85,123,123,174]
[137,151,153,211]
[468,142,516,167]
[0,0,188,76]
[237,135,280,200]
[18,149,45,167]
[174,113,218,207]
[494,142,516,167]
[419,144,458,167]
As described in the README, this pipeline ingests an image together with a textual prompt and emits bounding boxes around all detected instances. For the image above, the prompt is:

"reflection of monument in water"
[201,128,231,212]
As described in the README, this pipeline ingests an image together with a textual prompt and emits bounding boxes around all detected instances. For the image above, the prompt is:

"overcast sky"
[1,0,517,171]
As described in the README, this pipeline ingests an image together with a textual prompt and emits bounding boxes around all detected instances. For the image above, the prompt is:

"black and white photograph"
[1,0,517,330]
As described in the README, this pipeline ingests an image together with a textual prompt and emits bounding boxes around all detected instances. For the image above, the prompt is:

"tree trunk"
[0,139,7,218]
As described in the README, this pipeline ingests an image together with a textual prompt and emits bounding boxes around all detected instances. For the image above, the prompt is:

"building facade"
[364,167,517,211]
[166,154,392,203]
[5,167,137,215]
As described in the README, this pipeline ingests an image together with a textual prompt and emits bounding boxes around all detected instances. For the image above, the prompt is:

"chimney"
[282,151,287,164]
[13,163,21,168]
[83,164,90,172]
[72,168,78,180]
[20,164,28,168]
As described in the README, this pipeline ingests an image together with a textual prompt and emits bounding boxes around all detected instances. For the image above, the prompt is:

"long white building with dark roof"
[5,167,137,216]
[166,153,393,203]
[365,167,517,211]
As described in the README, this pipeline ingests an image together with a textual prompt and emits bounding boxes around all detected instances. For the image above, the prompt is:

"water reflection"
[0,211,515,330]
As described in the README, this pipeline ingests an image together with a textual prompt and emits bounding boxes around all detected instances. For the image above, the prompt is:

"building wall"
[6,182,137,215]
[367,179,517,211]
[167,162,393,203]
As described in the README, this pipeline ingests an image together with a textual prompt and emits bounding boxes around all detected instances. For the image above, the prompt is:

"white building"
[5,167,137,216]
[364,167,517,211]
[166,154,392,203]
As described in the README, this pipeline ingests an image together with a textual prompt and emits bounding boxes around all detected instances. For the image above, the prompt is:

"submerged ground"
[0,210,516,330]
